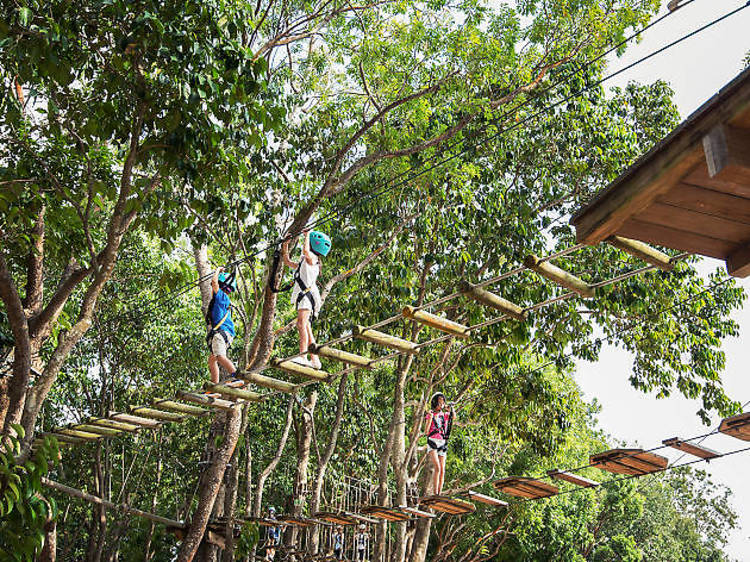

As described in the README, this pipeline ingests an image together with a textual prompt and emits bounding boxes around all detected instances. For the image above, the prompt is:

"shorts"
[210,331,233,357]
[356,549,366,561]
[293,289,322,313]
[427,438,447,457]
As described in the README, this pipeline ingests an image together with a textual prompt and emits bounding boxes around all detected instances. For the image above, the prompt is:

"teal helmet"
[218,271,237,293]
[309,230,331,257]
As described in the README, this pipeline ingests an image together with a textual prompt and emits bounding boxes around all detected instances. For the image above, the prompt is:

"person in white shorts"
[281,229,331,368]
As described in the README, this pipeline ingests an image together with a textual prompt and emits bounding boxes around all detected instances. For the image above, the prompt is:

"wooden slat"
[42,433,87,445]
[398,506,435,518]
[130,407,184,423]
[493,477,559,499]
[360,506,412,522]
[277,515,317,527]
[353,326,419,354]
[637,202,749,244]
[204,383,264,402]
[73,424,123,437]
[466,490,508,507]
[547,470,599,488]
[175,390,236,411]
[727,243,750,277]
[459,282,527,321]
[590,449,668,476]
[242,372,299,393]
[109,412,161,428]
[57,428,101,440]
[617,219,734,259]
[313,512,358,526]
[420,496,476,515]
[659,182,750,225]
[271,358,333,382]
[343,512,379,524]
[606,236,674,271]
[719,412,750,441]
[402,306,470,338]
[153,399,208,416]
[89,417,140,433]
[310,344,374,369]
[684,164,750,199]
[662,437,720,460]
[523,255,595,298]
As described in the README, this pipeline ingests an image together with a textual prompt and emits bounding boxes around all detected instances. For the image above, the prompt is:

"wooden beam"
[702,125,750,181]
[175,390,236,411]
[241,372,299,393]
[57,428,101,440]
[42,433,86,445]
[398,506,435,518]
[130,407,184,423]
[459,281,527,321]
[309,344,373,369]
[466,490,508,507]
[72,424,123,437]
[204,383,264,402]
[109,412,161,428]
[606,236,674,271]
[726,242,750,277]
[88,417,140,433]
[719,411,750,441]
[271,358,333,382]
[547,470,599,488]
[353,325,419,354]
[523,255,595,298]
[153,399,208,417]
[617,219,734,260]
[401,306,470,338]
[662,437,720,460]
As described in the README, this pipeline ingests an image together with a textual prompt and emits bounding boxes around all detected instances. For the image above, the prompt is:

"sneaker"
[311,355,322,369]
[291,356,312,367]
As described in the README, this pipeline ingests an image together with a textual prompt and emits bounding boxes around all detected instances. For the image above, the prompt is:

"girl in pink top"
[423,392,455,495]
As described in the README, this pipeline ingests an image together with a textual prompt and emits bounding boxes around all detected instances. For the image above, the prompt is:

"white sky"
[575,1,750,558]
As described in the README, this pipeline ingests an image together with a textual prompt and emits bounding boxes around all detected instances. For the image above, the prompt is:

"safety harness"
[427,409,453,441]
[205,291,231,352]
[270,249,319,321]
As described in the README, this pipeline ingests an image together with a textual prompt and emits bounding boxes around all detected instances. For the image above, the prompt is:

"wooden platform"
[313,511,358,525]
[571,66,750,277]
[419,495,476,515]
[590,448,668,476]
[547,470,599,488]
[662,437,720,459]
[719,411,750,441]
[359,505,412,522]
[493,477,559,499]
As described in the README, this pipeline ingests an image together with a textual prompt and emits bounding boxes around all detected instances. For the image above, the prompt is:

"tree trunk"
[287,392,317,550]
[37,518,56,562]
[308,375,348,554]
[254,397,295,517]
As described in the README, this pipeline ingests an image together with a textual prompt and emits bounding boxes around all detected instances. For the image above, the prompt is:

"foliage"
[0,428,59,561]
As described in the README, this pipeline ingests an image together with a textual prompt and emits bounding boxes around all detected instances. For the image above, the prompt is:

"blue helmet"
[218,271,237,293]
[309,231,331,257]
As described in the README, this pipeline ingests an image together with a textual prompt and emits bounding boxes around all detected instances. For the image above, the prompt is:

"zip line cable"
[80,0,721,329]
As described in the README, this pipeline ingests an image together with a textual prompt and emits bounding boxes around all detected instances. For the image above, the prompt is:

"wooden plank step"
[309,344,373,369]
[153,399,208,416]
[402,306,470,338]
[493,477,559,499]
[419,495,476,515]
[466,490,508,507]
[88,417,140,433]
[313,512,358,526]
[271,358,333,382]
[72,424,123,437]
[607,236,675,271]
[343,512,379,525]
[57,428,102,441]
[398,506,435,519]
[353,326,419,354]
[130,406,185,423]
[662,437,720,460]
[242,372,299,393]
[590,448,668,476]
[360,505,412,522]
[459,282,527,321]
[42,433,87,445]
[718,411,750,441]
[277,515,317,527]
[110,412,161,428]
[175,390,236,411]
[524,255,595,298]
[204,383,264,402]
[547,470,599,488]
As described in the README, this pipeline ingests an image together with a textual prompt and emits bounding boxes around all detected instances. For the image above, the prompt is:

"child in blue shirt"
[207,267,239,384]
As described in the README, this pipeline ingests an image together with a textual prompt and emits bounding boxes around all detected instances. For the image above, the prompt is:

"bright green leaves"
[0,434,60,561]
